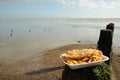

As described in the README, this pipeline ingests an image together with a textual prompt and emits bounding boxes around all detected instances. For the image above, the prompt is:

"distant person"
[43,28,46,31]
[29,29,31,33]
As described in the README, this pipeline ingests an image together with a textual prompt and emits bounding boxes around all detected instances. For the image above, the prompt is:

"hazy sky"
[0,0,120,18]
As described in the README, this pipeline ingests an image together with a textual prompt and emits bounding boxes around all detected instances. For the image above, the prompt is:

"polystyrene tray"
[60,54,109,69]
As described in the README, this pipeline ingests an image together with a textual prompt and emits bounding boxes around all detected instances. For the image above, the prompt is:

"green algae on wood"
[62,63,111,80]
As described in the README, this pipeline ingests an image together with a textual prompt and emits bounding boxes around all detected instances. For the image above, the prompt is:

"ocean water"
[0,19,120,58]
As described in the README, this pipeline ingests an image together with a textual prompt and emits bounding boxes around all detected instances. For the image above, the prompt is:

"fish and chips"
[61,49,103,64]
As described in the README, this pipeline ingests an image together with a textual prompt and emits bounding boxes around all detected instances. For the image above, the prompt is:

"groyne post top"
[97,23,114,65]
[97,29,113,47]
[106,23,114,32]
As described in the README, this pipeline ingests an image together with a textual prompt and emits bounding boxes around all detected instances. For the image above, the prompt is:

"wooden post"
[97,29,113,65]
[106,23,114,33]
[62,63,111,80]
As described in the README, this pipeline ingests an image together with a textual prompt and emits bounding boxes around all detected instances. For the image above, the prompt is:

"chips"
[61,49,103,64]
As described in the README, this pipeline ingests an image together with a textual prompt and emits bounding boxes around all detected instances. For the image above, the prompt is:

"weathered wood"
[106,23,114,33]
[62,63,111,80]
[97,29,113,65]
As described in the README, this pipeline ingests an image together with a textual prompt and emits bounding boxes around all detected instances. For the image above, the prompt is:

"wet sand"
[0,43,120,80]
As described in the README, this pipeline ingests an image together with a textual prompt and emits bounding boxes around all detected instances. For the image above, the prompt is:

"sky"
[0,0,120,18]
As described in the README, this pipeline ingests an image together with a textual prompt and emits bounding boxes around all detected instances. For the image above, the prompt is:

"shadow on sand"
[25,65,64,75]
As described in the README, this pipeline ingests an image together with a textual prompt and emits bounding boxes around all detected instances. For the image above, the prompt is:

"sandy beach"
[0,0,120,79]
[0,43,119,80]
[0,19,120,80]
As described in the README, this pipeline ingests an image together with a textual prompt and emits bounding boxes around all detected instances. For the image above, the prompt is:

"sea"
[0,18,120,58]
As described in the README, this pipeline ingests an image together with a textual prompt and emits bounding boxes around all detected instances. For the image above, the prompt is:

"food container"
[60,54,109,69]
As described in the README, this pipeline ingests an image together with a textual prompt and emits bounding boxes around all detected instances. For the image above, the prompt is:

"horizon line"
[0,18,120,22]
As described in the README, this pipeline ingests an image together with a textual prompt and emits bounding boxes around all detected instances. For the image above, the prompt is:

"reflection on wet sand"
[29,29,31,33]
[10,32,13,37]
[10,29,14,37]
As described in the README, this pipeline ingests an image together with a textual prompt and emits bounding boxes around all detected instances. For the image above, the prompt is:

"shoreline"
[0,43,120,80]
